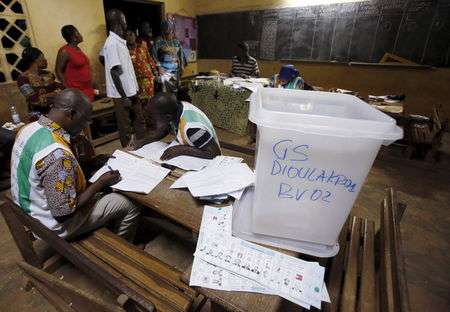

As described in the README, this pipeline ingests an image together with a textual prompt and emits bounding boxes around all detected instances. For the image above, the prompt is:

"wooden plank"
[379,198,396,312]
[0,201,42,267]
[92,132,120,147]
[340,217,362,312]
[358,219,376,312]
[219,141,255,156]
[385,188,411,312]
[94,228,197,298]
[79,237,192,312]
[26,275,77,312]
[18,261,125,312]
[323,217,351,312]
[5,199,155,312]
[72,241,161,312]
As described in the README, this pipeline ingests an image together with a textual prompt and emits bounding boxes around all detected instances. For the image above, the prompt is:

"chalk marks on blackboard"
[260,19,278,60]
[198,0,450,66]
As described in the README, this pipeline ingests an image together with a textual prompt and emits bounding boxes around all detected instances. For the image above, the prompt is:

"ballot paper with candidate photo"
[190,205,330,310]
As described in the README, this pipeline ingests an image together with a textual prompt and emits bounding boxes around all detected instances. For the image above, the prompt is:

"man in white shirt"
[99,9,145,147]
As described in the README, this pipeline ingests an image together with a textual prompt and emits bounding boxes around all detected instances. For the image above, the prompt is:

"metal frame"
[0,0,34,83]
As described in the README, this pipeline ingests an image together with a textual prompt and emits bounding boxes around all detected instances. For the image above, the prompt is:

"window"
[0,0,32,83]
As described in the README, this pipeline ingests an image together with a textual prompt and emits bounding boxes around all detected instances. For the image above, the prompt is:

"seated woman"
[55,25,95,102]
[17,47,64,120]
[272,64,308,90]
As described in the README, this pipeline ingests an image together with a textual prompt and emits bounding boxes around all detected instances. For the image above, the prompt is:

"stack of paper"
[89,150,170,194]
[131,141,211,171]
[190,206,330,310]
[171,156,251,201]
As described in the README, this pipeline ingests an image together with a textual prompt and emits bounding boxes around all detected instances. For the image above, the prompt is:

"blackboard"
[197,0,450,66]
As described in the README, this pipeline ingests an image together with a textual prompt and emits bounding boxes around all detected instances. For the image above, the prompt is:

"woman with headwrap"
[17,47,64,119]
[152,20,187,94]
[272,64,306,90]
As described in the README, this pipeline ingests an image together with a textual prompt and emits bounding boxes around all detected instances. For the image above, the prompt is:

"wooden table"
[122,146,292,312]
[123,146,254,234]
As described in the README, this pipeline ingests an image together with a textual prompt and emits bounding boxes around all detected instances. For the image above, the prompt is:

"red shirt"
[62,44,94,102]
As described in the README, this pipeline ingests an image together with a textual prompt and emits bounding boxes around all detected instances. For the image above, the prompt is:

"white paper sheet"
[89,150,170,194]
[164,155,211,171]
[170,156,244,190]
[207,155,243,168]
[130,141,168,159]
[132,141,212,171]
[183,163,254,197]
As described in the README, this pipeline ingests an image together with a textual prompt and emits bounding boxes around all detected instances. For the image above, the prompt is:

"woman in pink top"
[55,25,95,102]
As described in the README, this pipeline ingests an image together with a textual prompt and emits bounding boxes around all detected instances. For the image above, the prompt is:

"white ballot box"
[247,88,402,255]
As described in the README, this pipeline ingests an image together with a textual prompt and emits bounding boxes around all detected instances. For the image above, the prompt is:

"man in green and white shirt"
[11,89,140,241]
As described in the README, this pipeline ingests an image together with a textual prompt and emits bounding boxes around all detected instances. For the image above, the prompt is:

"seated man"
[135,92,221,160]
[231,42,260,78]
[11,89,140,242]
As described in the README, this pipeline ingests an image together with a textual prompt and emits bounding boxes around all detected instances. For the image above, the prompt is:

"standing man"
[10,89,140,241]
[231,42,260,78]
[99,9,146,147]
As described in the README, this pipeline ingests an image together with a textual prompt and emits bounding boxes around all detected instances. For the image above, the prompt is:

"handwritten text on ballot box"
[248,88,403,250]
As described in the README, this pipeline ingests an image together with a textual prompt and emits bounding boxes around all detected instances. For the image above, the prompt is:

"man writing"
[134,92,221,160]
[11,89,140,241]
[99,9,145,147]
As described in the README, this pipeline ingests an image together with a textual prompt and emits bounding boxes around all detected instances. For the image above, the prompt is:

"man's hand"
[160,145,190,160]
[96,170,121,188]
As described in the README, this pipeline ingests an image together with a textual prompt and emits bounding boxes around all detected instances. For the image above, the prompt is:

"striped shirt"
[173,101,219,149]
[231,56,260,78]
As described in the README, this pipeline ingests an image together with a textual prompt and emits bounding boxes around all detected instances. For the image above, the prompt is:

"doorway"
[103,0,164,36]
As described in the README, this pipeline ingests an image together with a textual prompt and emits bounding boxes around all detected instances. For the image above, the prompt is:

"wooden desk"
[123,147,254,234]
[122,147,290,312]
[87,98,119,147]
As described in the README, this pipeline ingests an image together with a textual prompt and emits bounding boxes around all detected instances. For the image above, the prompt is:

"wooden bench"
[323,187,410,312]
[85,98,119,147]
[1,196,203,312]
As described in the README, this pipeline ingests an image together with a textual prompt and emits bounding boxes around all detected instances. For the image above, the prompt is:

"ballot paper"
[131,141,211,171]
[89,150,170,194]
[130,141,168,159]
[170,156,244,190]
[190,206,330,309]
[183,163,254,197]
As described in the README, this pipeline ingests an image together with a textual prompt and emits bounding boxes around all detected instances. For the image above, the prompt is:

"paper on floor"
[89,150,170,194]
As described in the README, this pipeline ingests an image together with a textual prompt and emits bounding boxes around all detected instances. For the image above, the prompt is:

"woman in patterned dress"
[152,20,186,94]
[126,30,158,100]
[17,47,64,120]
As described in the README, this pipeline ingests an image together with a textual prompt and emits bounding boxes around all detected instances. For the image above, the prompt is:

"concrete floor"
[1,129,449,311]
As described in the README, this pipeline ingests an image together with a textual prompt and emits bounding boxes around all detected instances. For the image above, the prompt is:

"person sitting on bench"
[134,92,221,160]
[10,89,140,242]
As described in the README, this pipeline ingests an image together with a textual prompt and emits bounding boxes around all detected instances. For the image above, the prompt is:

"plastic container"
[248,88,403,254]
